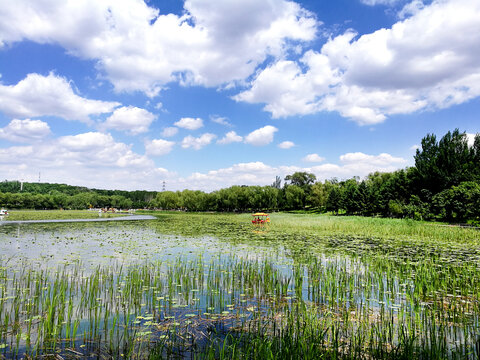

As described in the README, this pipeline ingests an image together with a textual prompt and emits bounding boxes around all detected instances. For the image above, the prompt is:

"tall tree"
[326,185,341,214]
[284,172,316,188]
[414,129,472,195]
[271,176,282,189]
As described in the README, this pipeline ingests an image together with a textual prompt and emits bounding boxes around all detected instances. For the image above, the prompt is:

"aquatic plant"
[0,212,478,358]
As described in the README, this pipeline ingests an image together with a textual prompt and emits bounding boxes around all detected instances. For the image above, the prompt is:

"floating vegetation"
[0,212,479,358]
[4,210,128,222]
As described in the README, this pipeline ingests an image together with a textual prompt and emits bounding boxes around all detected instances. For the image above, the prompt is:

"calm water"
[0,220,280,269]
[0,220,296,358]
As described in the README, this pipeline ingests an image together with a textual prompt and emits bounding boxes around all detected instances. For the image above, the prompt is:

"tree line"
[0,181,156,209]
[1,129,479,224]
[152,129,480,224]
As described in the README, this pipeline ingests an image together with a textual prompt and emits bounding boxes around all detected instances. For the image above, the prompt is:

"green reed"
[0,212,479,359]
[0,248,478,359]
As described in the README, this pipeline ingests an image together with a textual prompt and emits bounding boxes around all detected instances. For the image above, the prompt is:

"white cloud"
[0,131,176,190]
[161,127,179,137]
[0,73,120,123]
[466,133,477,147]
[278,141,295,149]
[182,161,276,190]
[235,0,480,125]
[0,119,51,143]
[145,138,175,156]
[360,0,398,6]
[210,115,231,126]
[181,133,216,150]
[0,130,408,191]
[244,125,278,146]
[303,153,325,162]
[410,144,420,151]
[340,152,406,166]
[58,132,123,153]
[398,0,425,19]
[0,0,317,95]
[307,152,407,181]
[174,117,204,130]
[178,151,408,191]
[233,59,328,118]
[217,131,243,145]
[102,106,155,135]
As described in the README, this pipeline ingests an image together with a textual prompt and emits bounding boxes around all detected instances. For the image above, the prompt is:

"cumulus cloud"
[102,106,155,135]
[0,130,409,192]
[181,133,216,150]
[174,117,204,130]
[233,59,328,118]
[182,161,276,190]
[178,151,408,191]
[339,152,406,166]
[161,127,179,137]
[278,141,295,149]
[235,0,480,125]
[244,125,278,146]
[307,152,408,181]
[217,131,243,145]
[0,73,120,122]
[145,138,175,156]
[0,0,317,95]
[303,153,325,162]
[0,119,51,143]
[0,131,175,190]
[398,0,425,19]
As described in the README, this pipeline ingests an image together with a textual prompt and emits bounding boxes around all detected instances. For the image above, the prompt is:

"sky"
[0,0,479,192]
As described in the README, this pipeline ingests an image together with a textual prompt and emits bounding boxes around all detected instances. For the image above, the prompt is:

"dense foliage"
[152,129,480,224]
[1,129,479,223]
[0,181,155,209]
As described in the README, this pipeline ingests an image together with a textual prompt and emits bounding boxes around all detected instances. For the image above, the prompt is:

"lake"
[0,213,478,359]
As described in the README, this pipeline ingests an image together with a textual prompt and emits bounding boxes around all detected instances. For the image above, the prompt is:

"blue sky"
[0,0,479,191]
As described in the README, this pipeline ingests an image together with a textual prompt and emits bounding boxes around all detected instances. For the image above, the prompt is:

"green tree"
[414,129,472,195]
[284,172,316,188]
[470,133,480,181]
[432,181,480,222]
[154,191,182,210]
[341,178,360,215]
[307,181,329,210]
[326,185,341,214]
[284,185,305,210]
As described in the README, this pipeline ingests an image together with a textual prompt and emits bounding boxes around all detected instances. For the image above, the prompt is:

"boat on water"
[251,212,270,224]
